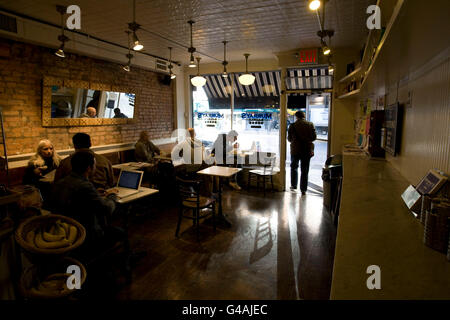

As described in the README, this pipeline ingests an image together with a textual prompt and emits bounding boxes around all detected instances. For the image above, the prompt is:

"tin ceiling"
[0,0,376,65]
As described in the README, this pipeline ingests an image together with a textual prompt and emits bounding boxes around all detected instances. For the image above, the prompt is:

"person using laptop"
[49,151,124,253]
[107,169,143,199]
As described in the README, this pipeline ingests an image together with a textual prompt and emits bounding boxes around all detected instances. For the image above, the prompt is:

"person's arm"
[171,141,184,162]
[135,142,151,162]
[149,141,161,155]
[287,124,295,142]
[82,181,116,226]
[310,124,317,142]
[106,160,115,188]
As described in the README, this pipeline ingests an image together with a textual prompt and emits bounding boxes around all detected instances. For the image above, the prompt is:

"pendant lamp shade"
[190,56,206,87]
[238,53,255,86]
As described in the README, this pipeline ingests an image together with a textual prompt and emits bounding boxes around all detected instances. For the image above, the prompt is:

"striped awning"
[202,71,281,99]
[285,67,333,90]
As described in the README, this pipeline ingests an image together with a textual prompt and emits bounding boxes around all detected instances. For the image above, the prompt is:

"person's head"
[295,111,306,120]
[86,107,96,118]
[188,128,195,139]
[71,150,96,176]
[37,139,54,159]
[114,108,121,115]
[139,131,149,141]
[227,130,238,142]
[72,133,92,150]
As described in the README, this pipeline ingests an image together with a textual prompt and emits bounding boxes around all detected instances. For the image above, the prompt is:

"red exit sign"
[298,49,318,64]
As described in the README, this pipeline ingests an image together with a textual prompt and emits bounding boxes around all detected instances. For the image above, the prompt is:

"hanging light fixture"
[190,57,206,87]
[238,53,255,86]
[187,20,197,68]
[55,5,69,58]
[308,0,321,10]
[168,47,176,79]
[128,0,143,51]
[122,31,133,72]
[222,41,228,78]
[317,29,334,56]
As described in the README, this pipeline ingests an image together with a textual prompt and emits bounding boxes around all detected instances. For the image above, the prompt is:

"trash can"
[322,155,342,209]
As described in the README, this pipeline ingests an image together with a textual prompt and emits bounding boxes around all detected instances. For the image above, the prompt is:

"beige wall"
[386,57,450,184]
[354,0,450,184]
[329,49,361,155]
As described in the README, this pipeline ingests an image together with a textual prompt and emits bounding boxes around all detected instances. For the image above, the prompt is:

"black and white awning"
[285,67,333,90]
[199,67,332,100]
[202,71,281,99]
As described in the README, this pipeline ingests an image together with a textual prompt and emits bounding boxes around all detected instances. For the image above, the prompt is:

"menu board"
[384,103,402,156]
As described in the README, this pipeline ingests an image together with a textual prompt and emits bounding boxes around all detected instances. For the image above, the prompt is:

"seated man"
[135,131,161,162]
[171,128,213,196]
[171,128,209,174]
[80,106,97,118]
[55,133,115,190]
[48,151,125,257]
[113,108,128,118]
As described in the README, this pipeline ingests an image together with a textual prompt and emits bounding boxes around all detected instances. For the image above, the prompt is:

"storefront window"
[192,72,281,166]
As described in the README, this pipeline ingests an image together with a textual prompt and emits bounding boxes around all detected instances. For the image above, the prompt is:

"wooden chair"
[175,177,216,240]
[248,153,278,196]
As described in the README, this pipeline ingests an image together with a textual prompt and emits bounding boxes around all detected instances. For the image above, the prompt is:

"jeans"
[290,154,311,192]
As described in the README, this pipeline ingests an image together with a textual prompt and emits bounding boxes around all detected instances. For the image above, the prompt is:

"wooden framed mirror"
[42,76,138,127]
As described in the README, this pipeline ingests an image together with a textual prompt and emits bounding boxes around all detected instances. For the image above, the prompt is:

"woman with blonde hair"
[23,139,61,200]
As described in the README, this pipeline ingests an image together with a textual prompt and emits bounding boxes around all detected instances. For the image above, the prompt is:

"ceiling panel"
[0,0,376,65]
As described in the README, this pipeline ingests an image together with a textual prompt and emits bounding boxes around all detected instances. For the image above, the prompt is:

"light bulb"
[170,73,176,79]
[309,0,321,10]
[123,65,130,72]
[55,48,65,58]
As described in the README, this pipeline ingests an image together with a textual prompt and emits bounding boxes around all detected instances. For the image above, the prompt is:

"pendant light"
[187,20,197,68]
[122,31,133,72]
[190,57,206,87]
[222,41,228,78]
[168,47,176,79]
[55,5,69,58]
[128,0,143,51]
[308,0,321,10]
[238,53,255,86]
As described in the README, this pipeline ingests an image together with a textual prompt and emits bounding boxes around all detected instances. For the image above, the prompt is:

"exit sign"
[298,49,318,64]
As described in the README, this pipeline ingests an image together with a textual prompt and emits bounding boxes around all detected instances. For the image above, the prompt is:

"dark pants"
[290,154,311,192]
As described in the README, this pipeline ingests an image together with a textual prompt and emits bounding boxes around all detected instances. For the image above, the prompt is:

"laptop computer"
[108,169,143,199]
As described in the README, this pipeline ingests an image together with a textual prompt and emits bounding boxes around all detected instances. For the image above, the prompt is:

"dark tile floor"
[115,186,336,300]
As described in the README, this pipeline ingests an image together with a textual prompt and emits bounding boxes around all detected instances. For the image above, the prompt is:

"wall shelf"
[337,89,360,99]
[338,67,362,83]
[337,0,405,100]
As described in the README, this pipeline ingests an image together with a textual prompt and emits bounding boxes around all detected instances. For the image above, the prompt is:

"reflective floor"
[115,185,336,300]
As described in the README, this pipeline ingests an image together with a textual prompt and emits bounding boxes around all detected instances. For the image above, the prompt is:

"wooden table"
[115,187,159,204]
[197,166,241,226]
[112,162,153,171]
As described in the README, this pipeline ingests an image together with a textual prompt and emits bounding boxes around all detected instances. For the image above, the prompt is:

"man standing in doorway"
[288,111,316,195]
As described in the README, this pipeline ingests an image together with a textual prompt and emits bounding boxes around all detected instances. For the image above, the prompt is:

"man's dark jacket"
[287,119,317,157]
[48,172,116,244]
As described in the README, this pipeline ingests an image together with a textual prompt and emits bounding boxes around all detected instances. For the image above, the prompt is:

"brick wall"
[0,38,174,156]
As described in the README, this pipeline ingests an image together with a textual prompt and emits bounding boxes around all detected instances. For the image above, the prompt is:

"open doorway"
[286,93,330,193]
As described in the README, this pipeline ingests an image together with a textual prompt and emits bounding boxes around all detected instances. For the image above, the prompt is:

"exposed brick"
[0,38,174,156]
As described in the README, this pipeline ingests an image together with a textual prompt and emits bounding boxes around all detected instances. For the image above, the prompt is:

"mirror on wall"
[42,77,138,127]
[51,86,135,119]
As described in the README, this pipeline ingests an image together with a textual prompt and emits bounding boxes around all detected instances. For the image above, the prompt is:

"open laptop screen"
[118,170,142,190]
